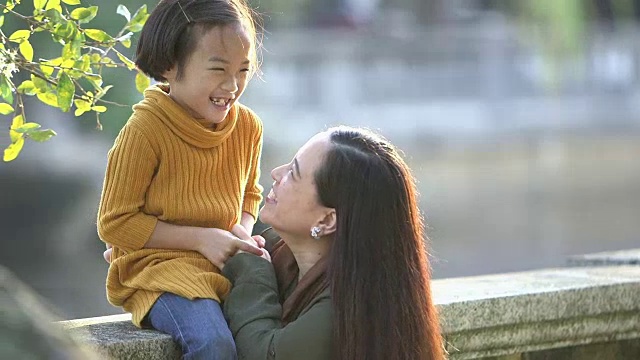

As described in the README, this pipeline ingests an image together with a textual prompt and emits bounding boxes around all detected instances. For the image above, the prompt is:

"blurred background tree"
[0,0,149,162]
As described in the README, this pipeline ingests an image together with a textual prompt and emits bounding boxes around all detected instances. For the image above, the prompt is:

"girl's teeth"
[212,98,226,106]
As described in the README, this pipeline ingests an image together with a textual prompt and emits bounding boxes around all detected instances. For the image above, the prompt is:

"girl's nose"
[221,75,239,93]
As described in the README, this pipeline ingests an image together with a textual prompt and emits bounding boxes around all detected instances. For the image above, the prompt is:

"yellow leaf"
[8,29,30,43]
[37,92,59,107]
[19,40,33,62]
[45,0,62,13]
[91,105,107,113]
[9,129,22,143]
[0,102,13,115]
[135,71,150,93]
[4,137,24,162]
[11,114,24,129]
[61,0,81,4]
[34,0,47,10]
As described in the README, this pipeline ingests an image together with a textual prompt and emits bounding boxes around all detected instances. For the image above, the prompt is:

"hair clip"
[177,1,192,23]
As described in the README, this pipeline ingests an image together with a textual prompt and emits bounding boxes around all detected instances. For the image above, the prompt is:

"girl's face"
[259,132,333,240]
[163,23,252,126]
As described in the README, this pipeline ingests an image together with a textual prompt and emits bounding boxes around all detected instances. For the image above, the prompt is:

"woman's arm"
[222,254,332,360]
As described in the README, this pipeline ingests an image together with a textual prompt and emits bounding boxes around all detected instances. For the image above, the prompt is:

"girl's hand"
[103,244,113,263]
[197,227,263,269]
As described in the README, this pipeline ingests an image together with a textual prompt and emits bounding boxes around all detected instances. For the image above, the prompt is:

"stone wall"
[59,260,640,359]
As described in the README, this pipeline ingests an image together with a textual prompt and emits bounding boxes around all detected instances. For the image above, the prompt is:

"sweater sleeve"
[223,254,333,360]
[97,124,159,253]
[241,110,264,219]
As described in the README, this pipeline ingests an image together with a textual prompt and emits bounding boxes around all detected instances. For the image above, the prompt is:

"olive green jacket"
[223,253,333,360]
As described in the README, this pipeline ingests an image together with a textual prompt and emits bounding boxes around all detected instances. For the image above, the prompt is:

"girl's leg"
[147,292,237,360]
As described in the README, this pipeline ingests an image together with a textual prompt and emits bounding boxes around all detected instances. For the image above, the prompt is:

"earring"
[310,226,321,240]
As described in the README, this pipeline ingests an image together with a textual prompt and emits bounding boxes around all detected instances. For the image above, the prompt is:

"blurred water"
[1,21,640,320]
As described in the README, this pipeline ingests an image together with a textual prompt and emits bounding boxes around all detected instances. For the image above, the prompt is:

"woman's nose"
[271,164,285,181]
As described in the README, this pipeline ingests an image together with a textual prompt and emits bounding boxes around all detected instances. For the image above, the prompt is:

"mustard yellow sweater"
[97,85,263,327]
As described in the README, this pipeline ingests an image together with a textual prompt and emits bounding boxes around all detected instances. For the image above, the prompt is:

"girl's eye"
[208,68,225,72]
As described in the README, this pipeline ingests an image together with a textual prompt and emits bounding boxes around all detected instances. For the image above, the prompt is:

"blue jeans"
[147,292,237,360]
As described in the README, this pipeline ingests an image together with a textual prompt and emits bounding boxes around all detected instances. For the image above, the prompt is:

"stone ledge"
[434,266,640,359]
[567,249,640,266]
[62,266,640,359]
[61,314,179,360]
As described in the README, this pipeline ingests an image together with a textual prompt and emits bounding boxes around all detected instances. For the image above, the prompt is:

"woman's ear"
[317,208,336,236]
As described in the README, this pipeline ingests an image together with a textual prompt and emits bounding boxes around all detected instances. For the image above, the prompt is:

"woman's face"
[259,132,332,239]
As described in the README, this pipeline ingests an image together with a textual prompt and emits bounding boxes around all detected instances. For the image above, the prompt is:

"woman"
[222,126,445,360]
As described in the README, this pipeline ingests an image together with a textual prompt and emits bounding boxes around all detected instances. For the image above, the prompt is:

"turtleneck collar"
[133,84,238,149]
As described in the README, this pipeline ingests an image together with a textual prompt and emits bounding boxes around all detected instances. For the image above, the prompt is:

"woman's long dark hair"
[315,126,444,360]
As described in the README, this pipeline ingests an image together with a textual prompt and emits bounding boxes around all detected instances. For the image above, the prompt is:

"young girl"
[97,0,264,358]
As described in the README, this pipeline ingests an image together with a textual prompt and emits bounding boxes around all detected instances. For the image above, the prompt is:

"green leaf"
[37,92,59,107]
[28,128,57,142]
[45,0,62,13]
[56,72,74,112]
[31,75,50,93]
[135,71,150,94]
[19,40,33,62]
[117,4,130,22]
[14,122,41,133]
[0,75,14,104]
[53,21,75,40]
[70,6,98,24]
[91,105,106,113]
[0,102,13,115]
[114,49,135,70]
[126,5,148,32]
[85,29,111,42]
[44,8,63,23]
[8,29,30,43]
[17,80,37,95]
[61,0,81,5]
[0,16,4,27]
[3,137,24,162]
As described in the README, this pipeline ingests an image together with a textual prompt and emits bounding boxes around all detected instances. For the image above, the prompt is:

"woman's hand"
[230,225,271,262]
